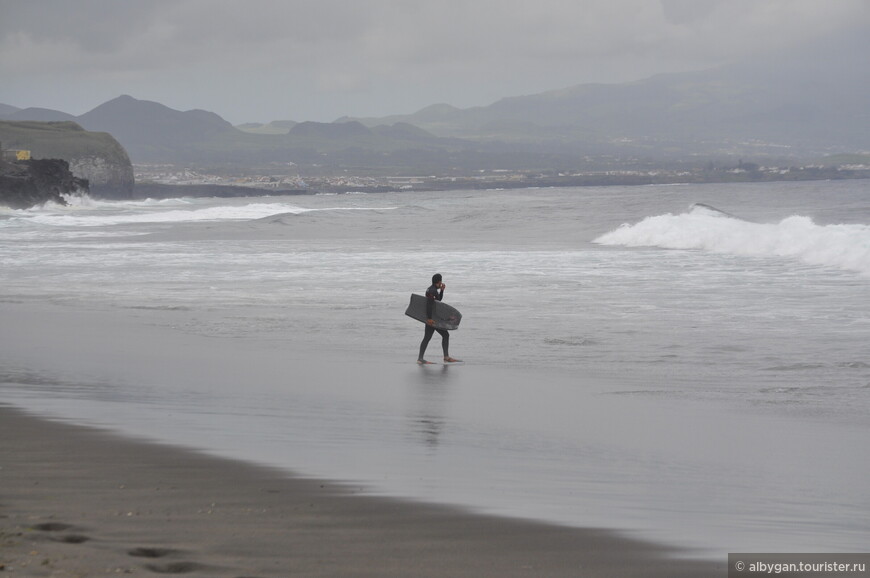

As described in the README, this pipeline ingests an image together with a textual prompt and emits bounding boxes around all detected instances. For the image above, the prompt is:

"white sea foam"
[12,202,395,228]
[69,196,196,208]
[594,204,870,277]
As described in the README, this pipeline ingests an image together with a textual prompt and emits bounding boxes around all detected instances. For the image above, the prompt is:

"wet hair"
[432,273,442,284]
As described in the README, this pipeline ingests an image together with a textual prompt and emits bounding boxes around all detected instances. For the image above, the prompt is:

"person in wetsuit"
[418,273,460,364]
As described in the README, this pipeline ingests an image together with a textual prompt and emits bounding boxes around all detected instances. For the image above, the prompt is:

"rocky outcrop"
[0,121,134,199]
[69,155,134,198]
[0,158,89,209]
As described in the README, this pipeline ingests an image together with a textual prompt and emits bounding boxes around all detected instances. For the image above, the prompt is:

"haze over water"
[2,180,869,558]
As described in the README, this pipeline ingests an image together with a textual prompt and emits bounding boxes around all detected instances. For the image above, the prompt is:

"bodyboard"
[405,293,462,330]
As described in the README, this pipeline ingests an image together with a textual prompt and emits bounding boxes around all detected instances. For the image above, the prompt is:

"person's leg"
[437,328,450,358]
[418,325,435,362]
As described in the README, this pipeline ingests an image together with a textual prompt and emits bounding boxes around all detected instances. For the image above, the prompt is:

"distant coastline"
[133,182,310,199]
[132,165,870,199]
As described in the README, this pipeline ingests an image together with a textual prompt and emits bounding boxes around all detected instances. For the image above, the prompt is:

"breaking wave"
[594,203,870,277]
[8,200,396,228]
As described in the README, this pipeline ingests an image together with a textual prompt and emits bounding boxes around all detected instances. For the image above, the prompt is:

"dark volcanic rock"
[0,158,89,209]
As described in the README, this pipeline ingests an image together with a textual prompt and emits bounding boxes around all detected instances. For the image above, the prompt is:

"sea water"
[1,180,869,557]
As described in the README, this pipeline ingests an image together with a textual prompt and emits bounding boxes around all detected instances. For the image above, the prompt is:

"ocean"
[1,180,869,558]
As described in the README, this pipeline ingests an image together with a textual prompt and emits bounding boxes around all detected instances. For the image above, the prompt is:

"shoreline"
[0,404,720,576]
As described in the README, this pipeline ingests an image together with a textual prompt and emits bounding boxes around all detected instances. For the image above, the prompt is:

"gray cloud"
[1,0,867,123]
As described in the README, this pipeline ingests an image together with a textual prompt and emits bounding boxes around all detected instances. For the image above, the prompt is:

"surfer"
[418,273,460,364]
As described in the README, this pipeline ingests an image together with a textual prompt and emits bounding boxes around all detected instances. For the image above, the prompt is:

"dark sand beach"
[0,405,720,577]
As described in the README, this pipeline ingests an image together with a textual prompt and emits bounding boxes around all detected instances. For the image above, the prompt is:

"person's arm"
[425,285,444,323]
[426,293,435,321]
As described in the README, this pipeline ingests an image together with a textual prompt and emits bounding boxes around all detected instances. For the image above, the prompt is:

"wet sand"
[0,405,720,577]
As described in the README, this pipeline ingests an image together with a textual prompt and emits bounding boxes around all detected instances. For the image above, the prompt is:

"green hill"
[0,121,134,197]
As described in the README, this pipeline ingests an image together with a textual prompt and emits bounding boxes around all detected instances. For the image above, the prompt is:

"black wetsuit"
[418,283,449,360]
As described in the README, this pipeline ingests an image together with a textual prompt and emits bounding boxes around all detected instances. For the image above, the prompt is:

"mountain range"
[1,95,472,170]
[343,36,870,158]
[2,34,868,173]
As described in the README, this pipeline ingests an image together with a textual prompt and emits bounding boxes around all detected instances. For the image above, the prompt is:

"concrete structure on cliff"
[0,142,32,161]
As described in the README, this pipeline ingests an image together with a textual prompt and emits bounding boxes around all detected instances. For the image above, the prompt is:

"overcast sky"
[1,0,868,124]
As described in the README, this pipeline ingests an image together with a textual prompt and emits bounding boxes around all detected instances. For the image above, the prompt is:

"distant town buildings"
[133,165,307,189]
[132,159,870,195]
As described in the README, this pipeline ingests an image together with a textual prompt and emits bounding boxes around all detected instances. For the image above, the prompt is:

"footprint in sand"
[32,522,73,532]
[52,534,90,544]
[143,561,207,574]
[31,522,91,544]
[128,548,207,574]
[128,547,178,559]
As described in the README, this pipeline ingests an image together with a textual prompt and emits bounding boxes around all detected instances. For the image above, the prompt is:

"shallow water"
[2,180,869,557]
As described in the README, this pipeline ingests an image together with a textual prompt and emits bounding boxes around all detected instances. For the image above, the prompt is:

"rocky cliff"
[68,155,134,197]
[0,158,89,209]
[0,121,134,198]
